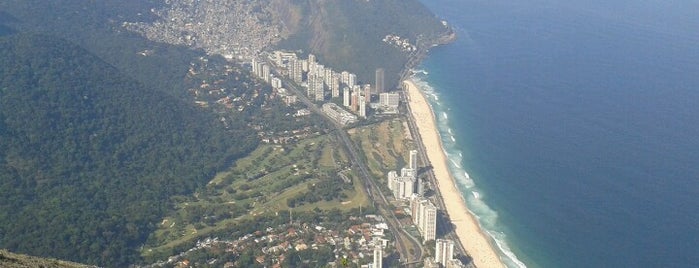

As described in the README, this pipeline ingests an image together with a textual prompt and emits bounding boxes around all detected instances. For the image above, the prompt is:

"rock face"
[125,0,450,87]
[0,249,94,268]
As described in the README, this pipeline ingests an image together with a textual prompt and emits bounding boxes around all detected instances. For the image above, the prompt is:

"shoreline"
[403,79,505,268]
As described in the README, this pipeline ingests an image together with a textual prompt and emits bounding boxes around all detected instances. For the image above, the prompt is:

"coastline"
[403,79,505,268]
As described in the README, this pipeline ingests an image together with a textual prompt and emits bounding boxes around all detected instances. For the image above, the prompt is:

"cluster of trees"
[0,33,257,267]
[286,178,351,208]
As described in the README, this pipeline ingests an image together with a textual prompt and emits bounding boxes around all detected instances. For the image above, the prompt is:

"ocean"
[414,0,699,267]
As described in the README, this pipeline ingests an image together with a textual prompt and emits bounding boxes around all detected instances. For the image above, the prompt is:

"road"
[266,61,424,267]
[402,85,477,267]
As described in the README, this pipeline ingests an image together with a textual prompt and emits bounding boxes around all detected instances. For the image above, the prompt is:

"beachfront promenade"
[403,80,505,268]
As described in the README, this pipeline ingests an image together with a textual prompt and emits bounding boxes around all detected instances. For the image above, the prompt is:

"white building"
[409,150,418,171]
[379,92,400,107]
[418,200,437,241]
[343,87,351,107]
[373,245,383,268]
[435,239,455,265]
[359,95,367,118]
[271,77,282,89]
[322,103,357,126]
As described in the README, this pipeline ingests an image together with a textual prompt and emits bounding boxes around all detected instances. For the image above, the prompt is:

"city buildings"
[387,150,419,200]
[375,68,385,94]
[322,103,357,126]
[435,239,455,265]
[379,92,400,107]
[359,95,367,118]
[373,245,383,268]
[410,196,437,241]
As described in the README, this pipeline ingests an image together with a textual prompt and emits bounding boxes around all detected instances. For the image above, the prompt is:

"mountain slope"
[0,249,93,268]
[0,33,257,267]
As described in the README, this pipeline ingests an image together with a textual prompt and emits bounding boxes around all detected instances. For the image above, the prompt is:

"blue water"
[414,0,699,267]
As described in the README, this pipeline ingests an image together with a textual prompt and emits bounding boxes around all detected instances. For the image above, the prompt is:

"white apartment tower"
[331,74,341,98]
[435,239,455,265]
[409,150,418,171]
[379,92,400,107]
[348,73,357,89]
[373,245,383,268]
[343,87,351,107]
[262,64,271,82]
[359,95,367,118]
[418,200,437,241]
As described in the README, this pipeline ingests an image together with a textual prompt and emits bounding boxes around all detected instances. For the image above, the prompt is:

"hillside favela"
[4,0,699,268]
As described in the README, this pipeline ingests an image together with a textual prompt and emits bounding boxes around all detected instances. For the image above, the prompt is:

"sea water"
[415,0,699,267]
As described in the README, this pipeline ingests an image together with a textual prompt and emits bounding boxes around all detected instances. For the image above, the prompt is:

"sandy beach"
[403,80,505,268]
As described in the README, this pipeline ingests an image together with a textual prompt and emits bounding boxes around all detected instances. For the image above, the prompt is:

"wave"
[410,73,527,268]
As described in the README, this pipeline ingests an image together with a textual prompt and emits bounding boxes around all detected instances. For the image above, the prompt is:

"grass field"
[349,118,415,182]
[141,133,369,259]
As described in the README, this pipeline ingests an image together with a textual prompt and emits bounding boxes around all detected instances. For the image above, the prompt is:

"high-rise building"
[324,68,334,87]
[348,73,357,89]
[419,200,437,241]
[251,58,260,76]
[314,78,325,102]
[364,84,372,103]
[388,171,415,200]
[331,74,341,98]
[417,177,425,196]
[343,87,351,107]
[373,245,383,268]
[341,71,350,87]
[351,87,359,112]
[375,68,385,94]
[379,92,400,107]
[435,239,455,265]
[262,64,271,82]
[271,77,282,89]
[409,150,418,171]
[289,59,303,83]
[359,95,367,118]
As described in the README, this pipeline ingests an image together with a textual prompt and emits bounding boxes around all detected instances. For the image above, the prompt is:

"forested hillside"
[275,0,450,87]
[0,33,257,266]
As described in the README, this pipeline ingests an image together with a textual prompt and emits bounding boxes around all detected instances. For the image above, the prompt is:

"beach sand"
[403,80,505,268]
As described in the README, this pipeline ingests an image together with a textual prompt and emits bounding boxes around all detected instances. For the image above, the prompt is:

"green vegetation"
[0,33,257,267]
[0,0,201,99]
[140,134,370,262]
[276,0,449,88]
[0,249,93,268]
[349,119,415,180]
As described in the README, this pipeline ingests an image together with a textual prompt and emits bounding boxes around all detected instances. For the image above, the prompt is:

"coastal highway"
[402,85,474,266]
[265,60,424,266]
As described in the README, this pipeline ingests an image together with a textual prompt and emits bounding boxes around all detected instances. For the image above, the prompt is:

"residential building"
[375,68,385,94]
[379,92,400,107]
[343,87,351,107]
[322,103,357,126]
[435,239,455,265]
[373,245,383,268]
[359,95,367,118]
[418,200,437,241]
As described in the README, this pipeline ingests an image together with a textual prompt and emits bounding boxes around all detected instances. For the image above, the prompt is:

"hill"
[0,249,93,268]
[0,33,257,267]
[275,0,451,87]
